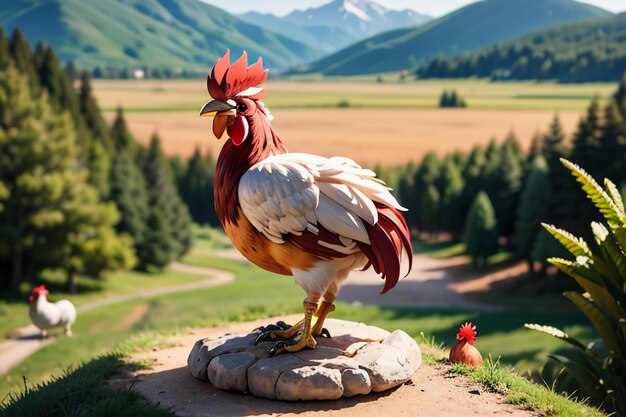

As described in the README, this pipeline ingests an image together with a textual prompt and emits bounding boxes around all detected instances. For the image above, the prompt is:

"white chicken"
[28,285,76,338]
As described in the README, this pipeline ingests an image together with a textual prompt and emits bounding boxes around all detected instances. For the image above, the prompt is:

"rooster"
[200,51,412,356]
[28,285,76,338]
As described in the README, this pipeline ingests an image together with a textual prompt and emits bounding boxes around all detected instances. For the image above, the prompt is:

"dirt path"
[123,318,536,417]
[0,262,234,375]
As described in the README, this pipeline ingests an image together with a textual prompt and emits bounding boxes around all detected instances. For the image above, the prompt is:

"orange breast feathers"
[236,153,413,293]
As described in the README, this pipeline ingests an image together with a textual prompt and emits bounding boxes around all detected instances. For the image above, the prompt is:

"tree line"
[0,28,193,293]
[386,75,626,269]
[416,14,626,83]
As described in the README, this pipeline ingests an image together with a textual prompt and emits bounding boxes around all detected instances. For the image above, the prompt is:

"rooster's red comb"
[31,285,48,294]
[456,322,477,345]
[207,50,268,102]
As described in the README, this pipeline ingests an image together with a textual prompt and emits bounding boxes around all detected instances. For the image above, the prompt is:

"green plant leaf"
[542,223,591,258]
[549,351,612,408]
[548,257,623,319]
[563,292,624,361]
[561,159,626,227]
[604,178,626,217]
[524,323,587,350]
[592,222,626,286]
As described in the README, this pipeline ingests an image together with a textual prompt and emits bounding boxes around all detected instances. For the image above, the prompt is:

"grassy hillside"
[298,0,611,76]
[417,12,626,83]
[0,0,323,71]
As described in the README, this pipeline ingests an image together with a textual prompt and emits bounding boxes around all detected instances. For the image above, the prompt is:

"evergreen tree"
[502,131,525,167]
[412,152,440,230]
[142,133,193,260]
[464,191,498,269]
[420,185,440,235]
[179,147,218,226]
[514,156,551,272]
[8,29,39,96]
[438,157,465,238]
[0,66,124,291]
[79,71,113,152]
[542,115,572,226]
[140,200,174,270]
[44,185,136,293]
[492,143,523,239]
[109,150,150,268]
[598,101,626,187]
[541,115,568,176]
[460,145,486,216]
[528,131,544,162]
[439,90,450,108]
[110,107,138,155]
[0,28,9,71]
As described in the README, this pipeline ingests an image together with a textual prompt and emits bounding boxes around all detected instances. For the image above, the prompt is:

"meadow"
[93,78,615,164]
[0,228,593,401]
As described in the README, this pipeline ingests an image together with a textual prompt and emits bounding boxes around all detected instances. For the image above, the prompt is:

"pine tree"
[542,115,568,176]
[142,133,193,259]
[598,101,626,187]
[514,156,551,271]
[110,107,138,155]
[420,185,440,235]
[0,28,9,71]
[0,66,127,291]
[527,131,544,162]
[179,147,218,226]
[44,185,136,293]
[79,71,113,152]
[109,150,150,267]
[8,29,39,96]
[502,130,526,167]
[438,157,465,239]
[439,90,450,108]
[464,191,498,269]
[460,145,486,216]
[492,143,523,239]
[412,152,440,231]
[542,115,572,226]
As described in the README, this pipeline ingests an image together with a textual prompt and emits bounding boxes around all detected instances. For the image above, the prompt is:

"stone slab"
[187,318,421,401]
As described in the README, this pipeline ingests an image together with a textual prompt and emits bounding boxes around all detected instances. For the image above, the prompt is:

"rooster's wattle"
[200,51,412,356]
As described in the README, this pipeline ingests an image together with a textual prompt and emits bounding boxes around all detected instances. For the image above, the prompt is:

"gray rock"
[354,330,421,392]
[247,355,306,399]
[188,319,421,400]
[207,352,257,392]
[276,366,343,401]
[187,332,258,380]
[341,368,372,397]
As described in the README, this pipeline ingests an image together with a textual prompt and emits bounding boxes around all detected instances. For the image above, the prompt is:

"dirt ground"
[106,108,581,164]
[123,317,536,417]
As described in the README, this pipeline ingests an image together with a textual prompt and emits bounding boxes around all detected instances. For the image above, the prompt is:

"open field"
[93,78,614,164]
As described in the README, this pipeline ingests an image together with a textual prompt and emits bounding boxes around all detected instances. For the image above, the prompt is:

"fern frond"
[542,223,591,258]
[561,159,625,226]
[525,324,586,350]
[605,178,626,216]
[592,222,626,282]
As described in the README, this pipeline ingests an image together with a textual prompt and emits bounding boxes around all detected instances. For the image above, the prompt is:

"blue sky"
[201,0,626,17]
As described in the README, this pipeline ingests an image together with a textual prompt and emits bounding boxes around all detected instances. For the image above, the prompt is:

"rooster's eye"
[237,103,248,113]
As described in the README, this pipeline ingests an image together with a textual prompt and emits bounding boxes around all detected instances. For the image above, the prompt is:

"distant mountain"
[0,0,324,72]
[239,0,431,54]
[417,12,626,83]
[299,0,612,76]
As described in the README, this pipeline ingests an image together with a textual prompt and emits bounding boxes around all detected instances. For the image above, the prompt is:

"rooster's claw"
[319,328,331,338]
[254,322,292,345]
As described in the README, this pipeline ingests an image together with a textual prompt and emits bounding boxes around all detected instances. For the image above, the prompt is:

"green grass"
[94,78,617,113]
[0,246,602,416]
[447,356,606,417]
[0,267,209,339]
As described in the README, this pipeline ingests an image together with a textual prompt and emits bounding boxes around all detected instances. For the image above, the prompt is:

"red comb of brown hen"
[207,50,268,102]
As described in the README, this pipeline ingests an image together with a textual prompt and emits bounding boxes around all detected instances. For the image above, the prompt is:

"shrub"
[526,158,626,416]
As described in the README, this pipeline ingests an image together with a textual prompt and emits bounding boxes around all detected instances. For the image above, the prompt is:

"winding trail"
[0,262,234,375]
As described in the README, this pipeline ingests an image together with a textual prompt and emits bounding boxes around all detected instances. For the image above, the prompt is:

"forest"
[416,13,626,83]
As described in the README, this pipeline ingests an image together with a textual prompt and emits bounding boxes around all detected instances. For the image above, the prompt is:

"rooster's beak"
[200,100,237,139]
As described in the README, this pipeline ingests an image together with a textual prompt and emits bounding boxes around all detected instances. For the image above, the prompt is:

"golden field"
[93,78,615,165]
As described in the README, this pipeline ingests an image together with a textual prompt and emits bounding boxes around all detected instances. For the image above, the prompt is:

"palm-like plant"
[526,158,626,416]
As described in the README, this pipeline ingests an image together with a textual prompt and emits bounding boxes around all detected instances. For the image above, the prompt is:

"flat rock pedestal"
[187,318,421,401]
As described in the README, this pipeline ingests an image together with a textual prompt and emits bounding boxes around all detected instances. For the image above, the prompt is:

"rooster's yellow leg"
[269,301,318,356]
[311,301,335,337]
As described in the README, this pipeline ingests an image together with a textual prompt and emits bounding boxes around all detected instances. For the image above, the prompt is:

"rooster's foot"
[269,334,318,357]
[254,321,295,344]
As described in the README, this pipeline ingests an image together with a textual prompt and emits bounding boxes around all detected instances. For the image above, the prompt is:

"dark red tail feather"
[357,204,413,294]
